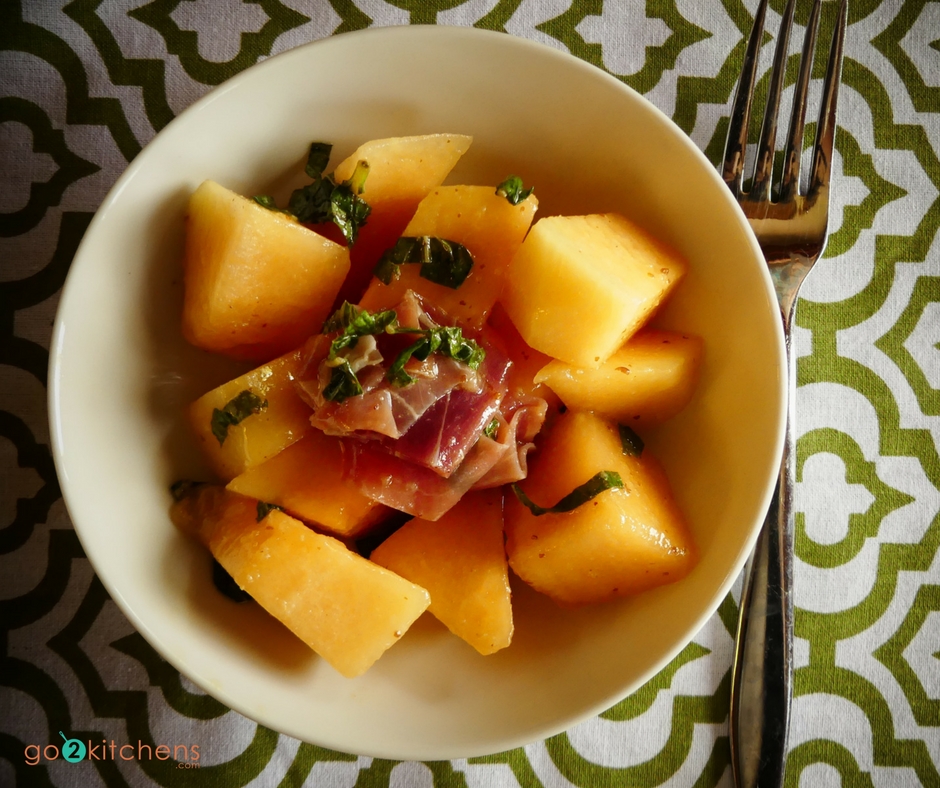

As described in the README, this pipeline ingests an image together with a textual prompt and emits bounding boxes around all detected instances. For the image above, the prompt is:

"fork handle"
[729,419,795,788]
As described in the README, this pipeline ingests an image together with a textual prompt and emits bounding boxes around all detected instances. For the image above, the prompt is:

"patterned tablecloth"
[2,0,939,786]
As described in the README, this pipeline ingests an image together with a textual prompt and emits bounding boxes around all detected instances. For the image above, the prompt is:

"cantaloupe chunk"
[534,330,703,426]
[370,489,512,655]
[226,430,390,539]
[171,486,430,678]
[500,213,687,367]
[188,348,312,481]
[504,410,697,606]
[486,303,559,406]
[358,185,537,330]
[330,134,473,306]
[182,180,350,362]
[333,134,473,202]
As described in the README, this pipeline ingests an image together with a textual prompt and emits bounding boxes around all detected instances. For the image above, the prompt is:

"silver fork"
[721,0,848,786]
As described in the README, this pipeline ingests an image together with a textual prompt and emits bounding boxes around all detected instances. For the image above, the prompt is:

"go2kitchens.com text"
[25,732,201,768]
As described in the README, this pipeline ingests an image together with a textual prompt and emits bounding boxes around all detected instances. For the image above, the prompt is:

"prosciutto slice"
[382,341,510,476]
[297,290,509,476]
[346,434,509,521]
[293,289,546,519]
[296,291,484,441]
[473,395,549,488]
[303,351,475,440]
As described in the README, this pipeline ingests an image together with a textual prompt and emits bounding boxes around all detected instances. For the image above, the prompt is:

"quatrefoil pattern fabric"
[1,1,938,786]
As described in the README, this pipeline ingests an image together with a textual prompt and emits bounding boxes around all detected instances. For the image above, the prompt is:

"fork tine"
[809,0,848,196]
[721,0,769,197]
[778,0,822,202]
[749,0,797,201]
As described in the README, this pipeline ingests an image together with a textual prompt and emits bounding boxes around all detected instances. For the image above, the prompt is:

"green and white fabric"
[1,0,938,785]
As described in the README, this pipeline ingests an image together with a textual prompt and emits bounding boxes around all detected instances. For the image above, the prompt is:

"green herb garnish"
[496,175,534,205]
[320,303,486,400]
[328,161,371,246]
[170,479,205,502]
[323,302,398,352]
[322,360,363,403]
[212,559,252,603]
[483,417,500,440]
[386,326,485,387]
[322,303,395,402]
[256,501,284,522]
[252,194,284,212]
[374,236,474,289]
[321,303,399,403]
[618,424,645,457]
[304,141,332,178]
[288,177,334,223]
[286,142,372,245]
[210,390,268,445]
[511,471,624,516]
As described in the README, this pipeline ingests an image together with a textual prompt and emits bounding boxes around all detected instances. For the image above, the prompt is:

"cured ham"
[297,292,480,439]
[290,289,544,518]
[345,434,509,521]
[381,339,510,476]
[474,396,549,488]
[297,291,510,473]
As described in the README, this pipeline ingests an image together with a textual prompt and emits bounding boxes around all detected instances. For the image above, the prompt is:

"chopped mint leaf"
[169,479,205,502]
[320,304,485,399]
[256,501,284,522]
[288,177,334,224]
[284,142,372,245]
[618,424,645,457]
[324,302,398,357]
[212,559,252,603]
[330,162,372,246]
[304,142,332,179]
[387,326,485,387]
[253,194,278,210]
[322,360,364,402]
[374,236,474,289]
[496,175,534,205]
[210,390,268,446]
[321,303,397,403]
[511,470,624,516]
[483,418,500,440]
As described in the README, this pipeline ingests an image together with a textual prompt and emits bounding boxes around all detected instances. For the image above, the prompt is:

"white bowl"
[49,25,785,760]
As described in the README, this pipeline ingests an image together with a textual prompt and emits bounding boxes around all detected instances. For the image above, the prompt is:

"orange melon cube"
[534,329,703,426]
[330,134,472,305]
[358,185,537,329]
[486,303,559,406]
[226,431,390,539]
[171,486,430,678]
[182,180,350,362]
[370,489,513,655]
[333,134,473,203]
[188,348,312,481]
[500,213,687,367]
[505,410,697,606]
